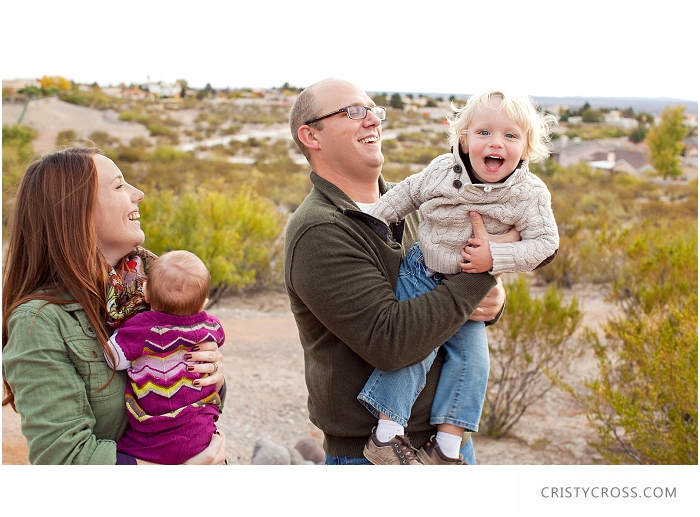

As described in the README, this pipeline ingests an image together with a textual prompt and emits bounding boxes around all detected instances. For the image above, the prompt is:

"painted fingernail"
[192,345,201,352]
[184,354,192,360]
[187,366,195,372]
[193,380,200,386]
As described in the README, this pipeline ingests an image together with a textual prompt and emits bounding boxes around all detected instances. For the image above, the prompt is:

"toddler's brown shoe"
[417,435,467,465]
[363,428,423,465]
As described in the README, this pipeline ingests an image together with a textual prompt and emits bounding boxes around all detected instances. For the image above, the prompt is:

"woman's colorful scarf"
[105,246,158,328]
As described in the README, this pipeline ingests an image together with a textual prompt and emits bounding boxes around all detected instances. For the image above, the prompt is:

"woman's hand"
[186,341,225,391]
[183,430,227,465]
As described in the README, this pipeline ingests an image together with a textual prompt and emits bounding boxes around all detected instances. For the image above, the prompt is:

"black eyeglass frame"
[304,105,386,125]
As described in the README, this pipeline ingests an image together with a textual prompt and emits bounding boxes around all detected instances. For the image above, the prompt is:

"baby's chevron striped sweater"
[111,310,225,464]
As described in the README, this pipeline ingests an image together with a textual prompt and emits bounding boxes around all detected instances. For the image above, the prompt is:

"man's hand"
[469,276,505,322]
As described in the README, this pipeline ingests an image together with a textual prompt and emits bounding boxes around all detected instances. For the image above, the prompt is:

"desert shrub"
[532,163,697,288]
[117,146,146,163]
[119,111,137,122]
[384,144,445,164]
[382,139,398,150]
[2,125,38,233]
[562,124,630,140]
[56,129,79,147]
[140,187,286,302]
[59,89,115,109]
[628,126,648,143]
[88,130,120,148]
[221,124,243,135]
[482,276,584,438]
[381,163,415,183]
[149,146,184,162]
[396,131,445,146]
[569,221,697,464]
[148,123,178,143]
[132,153,250,193]
[129,136,152,149]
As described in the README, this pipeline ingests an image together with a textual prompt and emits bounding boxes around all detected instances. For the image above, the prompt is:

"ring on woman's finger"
[212,362,219,373]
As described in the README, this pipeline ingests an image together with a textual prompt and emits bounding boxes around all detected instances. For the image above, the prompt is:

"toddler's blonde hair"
[447,91,557,163]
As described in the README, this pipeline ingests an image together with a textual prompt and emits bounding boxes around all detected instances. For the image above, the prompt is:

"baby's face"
[462,98,528,183]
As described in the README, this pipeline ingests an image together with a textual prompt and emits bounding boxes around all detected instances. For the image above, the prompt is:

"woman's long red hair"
[2,147,115,409]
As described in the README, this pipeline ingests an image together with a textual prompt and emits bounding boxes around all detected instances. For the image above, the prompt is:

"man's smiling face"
[311,79,384,179]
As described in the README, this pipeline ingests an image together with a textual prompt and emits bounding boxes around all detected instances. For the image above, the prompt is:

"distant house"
[100,87,123,97]
[604,110,639,129]
[589,154,639,175]
[121,88,149,100]
[589,145,649,171]
[413,107,451,121]
[681,156,699,181]
[549,136,610,166]
[550,136,652,177]
[147,82,180,98]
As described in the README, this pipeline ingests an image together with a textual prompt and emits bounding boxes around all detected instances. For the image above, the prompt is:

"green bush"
[2,125,38,233]
[384,144,445,164]
[571,221,698,464]
[56,129,79,148]
[88,130,120,148]
[140,187,286,301]
[117,146,146,163]
[59,90,115,109]
[482,276,584,438]
[148,123,177,141]
[149,146,183,162]
[119,111,137,121]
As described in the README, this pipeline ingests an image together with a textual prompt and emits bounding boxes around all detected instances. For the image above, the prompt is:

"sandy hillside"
[2,96,151,154]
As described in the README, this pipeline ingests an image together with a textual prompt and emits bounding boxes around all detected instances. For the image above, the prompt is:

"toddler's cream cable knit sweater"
[369,147,559,275]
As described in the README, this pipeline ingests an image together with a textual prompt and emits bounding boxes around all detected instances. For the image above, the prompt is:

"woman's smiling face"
[461,96,528,183]
[92,154,145,266]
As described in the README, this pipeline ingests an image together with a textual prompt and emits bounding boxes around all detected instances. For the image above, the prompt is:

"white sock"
[376,419,405,443]
[435,431,462,459]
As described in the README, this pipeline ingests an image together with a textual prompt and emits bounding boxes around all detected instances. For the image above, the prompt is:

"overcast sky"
[2,0,697,101]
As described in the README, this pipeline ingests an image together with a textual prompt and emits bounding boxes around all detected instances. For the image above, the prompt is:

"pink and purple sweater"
[108,310,225,464]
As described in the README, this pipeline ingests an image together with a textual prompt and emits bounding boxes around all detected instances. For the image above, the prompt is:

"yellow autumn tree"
[39,76,72,92]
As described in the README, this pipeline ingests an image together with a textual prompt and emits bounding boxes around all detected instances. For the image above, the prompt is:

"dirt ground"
[2,285,612,465]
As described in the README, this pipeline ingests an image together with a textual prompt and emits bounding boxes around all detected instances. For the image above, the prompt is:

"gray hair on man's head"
[289,83,323,163]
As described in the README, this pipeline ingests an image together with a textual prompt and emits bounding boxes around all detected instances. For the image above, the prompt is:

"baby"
[105,250,226,464]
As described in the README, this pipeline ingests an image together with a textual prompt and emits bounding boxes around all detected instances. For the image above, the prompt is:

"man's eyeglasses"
[305,105,386,125]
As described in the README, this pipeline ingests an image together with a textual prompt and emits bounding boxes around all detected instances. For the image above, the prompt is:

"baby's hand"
[459,238,493,273]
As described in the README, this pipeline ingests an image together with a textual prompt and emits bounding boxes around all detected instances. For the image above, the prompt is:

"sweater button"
[484,186,493,192]
[452,164,462,173]
[91,351,97,358]
[453,179,462,189]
